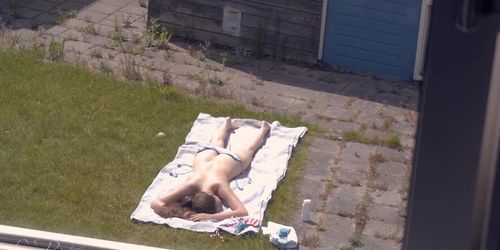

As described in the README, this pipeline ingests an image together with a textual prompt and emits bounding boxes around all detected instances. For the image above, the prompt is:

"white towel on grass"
[130,113,307,234]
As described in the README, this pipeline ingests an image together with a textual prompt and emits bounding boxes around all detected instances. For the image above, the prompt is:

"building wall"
[149,0,323,62]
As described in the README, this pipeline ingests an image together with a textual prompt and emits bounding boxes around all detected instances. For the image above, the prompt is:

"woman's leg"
[194,117,237,165]
[210,117,238,147]
[235,121,271,170]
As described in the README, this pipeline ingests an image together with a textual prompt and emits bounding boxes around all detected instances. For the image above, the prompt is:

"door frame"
[413,0,433,81]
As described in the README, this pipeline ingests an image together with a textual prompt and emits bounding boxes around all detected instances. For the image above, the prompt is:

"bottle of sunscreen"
[301,199,311,221]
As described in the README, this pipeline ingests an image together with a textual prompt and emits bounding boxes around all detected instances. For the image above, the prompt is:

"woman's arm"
[154,180,196,205]
[151,180,197,218]
[151,201,195,219]
[190,183,248,221]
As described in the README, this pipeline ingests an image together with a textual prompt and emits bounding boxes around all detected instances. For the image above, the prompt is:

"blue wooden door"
[323,0,422,81]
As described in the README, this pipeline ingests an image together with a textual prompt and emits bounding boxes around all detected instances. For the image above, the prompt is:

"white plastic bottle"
[301,199,311,221]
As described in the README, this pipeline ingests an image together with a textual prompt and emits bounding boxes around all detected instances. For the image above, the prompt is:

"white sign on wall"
[222,6,241,36]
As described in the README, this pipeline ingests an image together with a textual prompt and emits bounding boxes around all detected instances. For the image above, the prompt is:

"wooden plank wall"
[148,0,323,62]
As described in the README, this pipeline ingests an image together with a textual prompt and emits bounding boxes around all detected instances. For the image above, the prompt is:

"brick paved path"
[0,1,419,249]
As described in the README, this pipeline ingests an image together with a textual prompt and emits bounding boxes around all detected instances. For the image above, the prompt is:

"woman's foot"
[224,117,239,130]
[260,121,271,135]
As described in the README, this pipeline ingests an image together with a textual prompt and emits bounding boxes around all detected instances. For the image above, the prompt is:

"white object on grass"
[261,221,298,249]
[301,199,311,221]
[156,132,166,137]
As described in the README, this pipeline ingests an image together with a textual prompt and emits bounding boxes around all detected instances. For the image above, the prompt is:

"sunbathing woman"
[150,117,271,221]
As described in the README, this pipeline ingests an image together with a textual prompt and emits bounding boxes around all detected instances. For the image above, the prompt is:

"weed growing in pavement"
[316,217,326,232]
[145,18,172,49]
[339,245,354,250]
[89,47,102,58]
[348,234,363,248]
[219,47,247,66]
[345,96,356,108]
[301,232,321,249]
[122,56,141,81]
[123,14,133,28]
[318,75,341,84]
[120,42,140,55]
[46,40,64,61]
[111,30,125,47]
[381,116,396,131]
[197,40,210,61]
[340,130,404,150]
[54,8,77,25]
[387,133,403,150]
[196,50,206,61]
[77,24,97,36]
[64,33,78,41]
[369,181,389,191]
[369,151,386,165]
[99,60,113,74]
[220,51,229,66]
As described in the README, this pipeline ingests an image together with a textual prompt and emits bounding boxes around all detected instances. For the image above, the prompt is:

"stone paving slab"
[372,190,403,207]
[29,0,58,12]
[326,184,367,217]
[364,219,398,237]
[314,214,356,250]
[75,9,107,23]
[87,2,122,15]
[359,236,401,250]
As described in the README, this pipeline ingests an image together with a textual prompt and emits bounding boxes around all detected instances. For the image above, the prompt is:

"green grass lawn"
[0,49,313,249]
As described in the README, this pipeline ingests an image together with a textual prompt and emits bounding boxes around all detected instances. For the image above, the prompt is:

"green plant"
[369,151,386,164]
[197,40,210,61]
[77,24,97,36]
[120,43,138,55]
[122,56,142,81]
[340,245,354,250]
[114,16,121,32]
[318,75,340,84]
[89,48,102,58]
[146,18,172,49]
[348,234,363,248]
[207,72,223,85]
[54,9,76,25]
[160,71,173,85]
[345,96,356,107]
[387,133,403,150]
[123,14,133,28]
[316,217,326,232]
[325,179,335,193]
[46,40,64,61]
[196,50,206,61]
[111,30,125,47]
[380,116,396,131]
[63,32,78,41]
[301,233,321,249]
[342,130,363,142]
[99,60,113,74]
